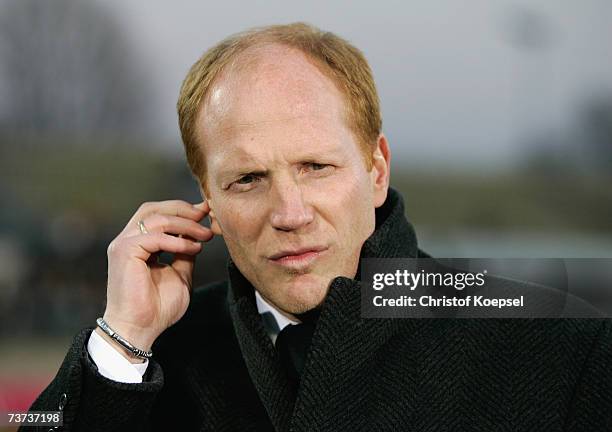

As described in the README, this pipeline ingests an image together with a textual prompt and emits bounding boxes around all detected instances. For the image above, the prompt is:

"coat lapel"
[227,264,297,431]
[289,276,405,430]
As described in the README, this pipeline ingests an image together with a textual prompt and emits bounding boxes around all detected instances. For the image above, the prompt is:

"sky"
[70,1,612,169]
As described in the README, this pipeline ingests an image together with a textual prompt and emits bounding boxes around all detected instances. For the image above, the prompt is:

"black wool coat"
[23,188,612,431]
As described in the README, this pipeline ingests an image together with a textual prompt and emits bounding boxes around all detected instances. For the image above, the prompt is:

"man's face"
[197,45,389,316]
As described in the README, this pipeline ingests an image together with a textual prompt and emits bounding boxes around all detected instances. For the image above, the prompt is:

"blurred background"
[0,0,611,424]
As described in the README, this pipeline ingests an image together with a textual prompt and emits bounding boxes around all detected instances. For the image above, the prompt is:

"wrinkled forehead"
[196,44,348,147]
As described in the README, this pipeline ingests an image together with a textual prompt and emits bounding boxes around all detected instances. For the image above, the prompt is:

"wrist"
[96,316,157,363]
[101,314,158,351]
[94,327,146,364]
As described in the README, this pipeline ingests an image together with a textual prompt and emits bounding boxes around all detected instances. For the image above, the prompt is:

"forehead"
[196,44,351,159]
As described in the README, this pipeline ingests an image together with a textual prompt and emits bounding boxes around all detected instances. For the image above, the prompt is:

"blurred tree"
[504,6,554,52]
[579,95,612,174]
[0,0,153,141]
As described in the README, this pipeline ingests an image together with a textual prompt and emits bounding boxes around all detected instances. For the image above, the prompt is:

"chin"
[273,273,330,314]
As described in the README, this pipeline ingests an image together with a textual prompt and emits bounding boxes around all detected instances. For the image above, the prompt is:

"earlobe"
[209,208,223,236]
[199,182,223,236]
[371,133,391,207]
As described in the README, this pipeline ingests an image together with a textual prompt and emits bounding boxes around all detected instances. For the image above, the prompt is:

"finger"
[124,232,203,262]
[193,200,210,214]
[126,213,214,241]
[171,252,196,287]
[128,200,210,232]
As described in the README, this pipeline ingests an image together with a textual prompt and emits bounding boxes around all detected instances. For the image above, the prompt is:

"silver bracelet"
[95,317,153,360]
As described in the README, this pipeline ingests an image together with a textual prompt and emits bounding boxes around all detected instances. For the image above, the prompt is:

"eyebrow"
[232,169,268,177]
[217,164,268,177]
[212,143,346,184]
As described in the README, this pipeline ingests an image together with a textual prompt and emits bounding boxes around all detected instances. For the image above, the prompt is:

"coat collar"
[226,187,422,431]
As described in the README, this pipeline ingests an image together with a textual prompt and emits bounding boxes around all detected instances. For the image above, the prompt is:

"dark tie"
[275,308,320,385]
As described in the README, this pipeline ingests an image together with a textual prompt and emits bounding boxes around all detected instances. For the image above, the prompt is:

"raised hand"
[97,200,214,362]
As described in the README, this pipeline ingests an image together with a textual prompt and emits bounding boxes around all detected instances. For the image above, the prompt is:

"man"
[24,23,611,431]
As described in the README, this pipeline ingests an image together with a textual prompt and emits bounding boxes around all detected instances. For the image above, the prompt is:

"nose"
[269,178,314,232]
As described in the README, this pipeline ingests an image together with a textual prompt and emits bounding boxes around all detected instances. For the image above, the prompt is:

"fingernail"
[193,201,206,209]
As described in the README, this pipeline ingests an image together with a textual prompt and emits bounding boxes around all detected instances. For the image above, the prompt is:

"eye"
[309,163,327,171]
[303,162,332,173]
[236,174,257,184]
[228,173,261,192]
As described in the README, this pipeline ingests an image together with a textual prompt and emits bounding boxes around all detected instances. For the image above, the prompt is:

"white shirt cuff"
[87,329,149,383]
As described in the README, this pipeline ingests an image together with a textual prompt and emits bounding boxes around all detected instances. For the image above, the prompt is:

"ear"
[370,133,391,208]
[198,182,223,236]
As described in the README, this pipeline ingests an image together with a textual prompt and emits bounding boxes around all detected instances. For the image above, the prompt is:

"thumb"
[172,251,197,288]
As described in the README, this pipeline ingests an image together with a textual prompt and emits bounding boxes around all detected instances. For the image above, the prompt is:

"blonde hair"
[177,22,382,185]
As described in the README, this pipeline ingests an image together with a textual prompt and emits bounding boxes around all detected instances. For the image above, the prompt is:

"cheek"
[213,197,265,246]
[313,168,374,233]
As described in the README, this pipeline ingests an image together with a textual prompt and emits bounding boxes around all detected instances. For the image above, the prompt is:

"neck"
[255,290,300,325]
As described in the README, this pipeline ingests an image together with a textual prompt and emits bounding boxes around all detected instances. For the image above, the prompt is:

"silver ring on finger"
[137,220,149,234]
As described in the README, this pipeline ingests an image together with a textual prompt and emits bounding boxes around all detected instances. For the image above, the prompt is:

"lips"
[268,246,328,266]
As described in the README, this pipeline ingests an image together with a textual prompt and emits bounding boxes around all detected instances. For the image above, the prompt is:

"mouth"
[268,246,328,268]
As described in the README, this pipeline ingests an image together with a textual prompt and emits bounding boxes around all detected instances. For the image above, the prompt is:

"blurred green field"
[2,143,611,235]
[396,171,612,234]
